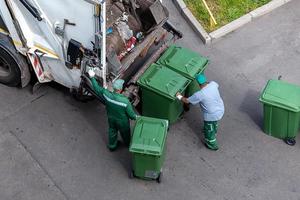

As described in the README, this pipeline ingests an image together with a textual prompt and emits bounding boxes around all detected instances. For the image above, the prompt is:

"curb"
[210,14,252,40]
[172,0,211,44]
[173,0,293,44]
[249,0,286,18]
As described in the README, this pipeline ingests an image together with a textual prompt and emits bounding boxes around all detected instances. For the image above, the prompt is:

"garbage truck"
[0,0,182,104]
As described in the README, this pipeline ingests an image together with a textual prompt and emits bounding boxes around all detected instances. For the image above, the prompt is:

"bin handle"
[178,80,191,94]
[184,58,198,72]
[165,79,178,93]
[267,93,299,111]
[194,62,208,76]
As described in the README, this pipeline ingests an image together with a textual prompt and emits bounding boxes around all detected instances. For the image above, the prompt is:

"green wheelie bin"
[137,63,191,123]
[259,80,300,145]
[157,45,208,97]
[129,116,169,183]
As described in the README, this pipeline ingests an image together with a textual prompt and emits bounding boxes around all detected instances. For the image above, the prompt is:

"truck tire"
[0,46,21,86]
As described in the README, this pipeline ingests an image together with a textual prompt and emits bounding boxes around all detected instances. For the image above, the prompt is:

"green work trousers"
[107,118,131,150]
[203,121,219,150]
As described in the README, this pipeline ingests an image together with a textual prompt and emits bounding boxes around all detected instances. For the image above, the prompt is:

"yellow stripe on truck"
[14,41,59,59]
[34,43,59,59]
[0,28,59,59]
[13,40,23,46]
[0,28,9,35]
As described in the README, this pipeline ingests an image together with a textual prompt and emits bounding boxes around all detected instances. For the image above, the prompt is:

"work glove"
[88,69,95,78]
[176,92,183,100]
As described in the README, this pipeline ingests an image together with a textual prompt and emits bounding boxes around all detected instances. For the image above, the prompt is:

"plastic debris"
[136,32,144,42]
[107,27,113,35]
[117,21,133,41]
[126,37,137,51]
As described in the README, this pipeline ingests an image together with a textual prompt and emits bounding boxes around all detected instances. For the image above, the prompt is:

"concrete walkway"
[0,0,300,199]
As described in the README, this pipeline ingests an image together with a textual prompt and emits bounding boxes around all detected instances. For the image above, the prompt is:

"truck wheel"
[0,47,21,86]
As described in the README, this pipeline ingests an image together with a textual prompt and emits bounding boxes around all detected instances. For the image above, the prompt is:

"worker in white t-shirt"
[177,74,225,150]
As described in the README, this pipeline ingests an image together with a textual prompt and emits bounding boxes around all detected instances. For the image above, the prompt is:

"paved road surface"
[0,0,300,199]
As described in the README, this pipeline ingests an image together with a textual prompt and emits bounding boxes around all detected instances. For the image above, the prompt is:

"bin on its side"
[137,64,191,123]
[259,80,300,144]
[129,116,168,182]
[157,45,208,96]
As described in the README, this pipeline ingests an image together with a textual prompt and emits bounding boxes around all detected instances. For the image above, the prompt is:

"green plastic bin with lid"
[259,80,300,145]
[137,63,191,123]
[129,116,168,182]
[157,45,208,96]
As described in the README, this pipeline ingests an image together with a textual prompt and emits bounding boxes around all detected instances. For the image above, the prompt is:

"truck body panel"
[0,0,180,101]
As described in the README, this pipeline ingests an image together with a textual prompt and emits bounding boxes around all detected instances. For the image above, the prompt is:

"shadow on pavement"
[239,89,263,130]
[113,147,132,174]
[182,106,205,148]
[45,82,132,174]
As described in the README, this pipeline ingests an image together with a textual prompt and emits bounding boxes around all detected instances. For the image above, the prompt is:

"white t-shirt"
[188,81,224,121]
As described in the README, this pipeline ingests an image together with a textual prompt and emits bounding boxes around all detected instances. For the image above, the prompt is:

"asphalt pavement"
[1,0,300,199]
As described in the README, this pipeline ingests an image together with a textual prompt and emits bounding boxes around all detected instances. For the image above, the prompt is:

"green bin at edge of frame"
[259,80,300,144]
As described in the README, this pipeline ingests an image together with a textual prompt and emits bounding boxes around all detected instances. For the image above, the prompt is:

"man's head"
[196,74,207,85]
[113,79,125,93]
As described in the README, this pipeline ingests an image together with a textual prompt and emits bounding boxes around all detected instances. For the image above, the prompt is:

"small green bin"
[137,64,191,123]
[157,45,208,96]
[129,116,168,182]
[259,80,300,143]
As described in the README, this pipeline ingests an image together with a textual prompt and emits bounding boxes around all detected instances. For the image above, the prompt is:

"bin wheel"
[157,172,163,183]
[285,138,296,146]
[129,170,135,179]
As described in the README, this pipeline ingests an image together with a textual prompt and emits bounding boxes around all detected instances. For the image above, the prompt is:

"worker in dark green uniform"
[88,69,137,151]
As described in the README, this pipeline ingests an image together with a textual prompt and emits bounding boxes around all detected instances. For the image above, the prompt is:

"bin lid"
[259,80,300,112]
[137,64,190,100]
[157,45,208,78]
[130,116,168,156]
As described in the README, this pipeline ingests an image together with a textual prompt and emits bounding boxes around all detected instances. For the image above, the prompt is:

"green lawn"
[184,0,271,32]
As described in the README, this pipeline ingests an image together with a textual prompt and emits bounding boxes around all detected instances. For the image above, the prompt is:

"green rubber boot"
[203,121,219,151]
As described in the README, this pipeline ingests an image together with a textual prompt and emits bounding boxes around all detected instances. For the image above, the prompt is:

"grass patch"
[184,0,271,32]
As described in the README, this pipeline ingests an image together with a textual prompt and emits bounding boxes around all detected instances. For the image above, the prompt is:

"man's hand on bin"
[88,69,95,78]
[176,92,190,104]
[176,92,183,100]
